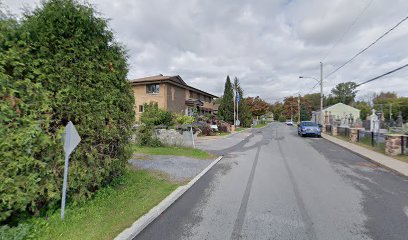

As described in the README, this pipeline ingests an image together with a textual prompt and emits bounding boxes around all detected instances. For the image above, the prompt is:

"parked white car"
[285,120,294,126]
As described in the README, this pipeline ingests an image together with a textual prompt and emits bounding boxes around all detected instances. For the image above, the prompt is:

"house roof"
[129,74,218,98]
[315,103,360,113]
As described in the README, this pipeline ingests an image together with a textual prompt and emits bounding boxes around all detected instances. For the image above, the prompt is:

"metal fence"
[337,126,350,138]
[402,135,408,155]
[357,130,386,151]
[325,125,332,134]
[324,124,408,156]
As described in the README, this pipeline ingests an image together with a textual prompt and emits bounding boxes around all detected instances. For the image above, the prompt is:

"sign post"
[61,121,81,220]
[236,91,240,126]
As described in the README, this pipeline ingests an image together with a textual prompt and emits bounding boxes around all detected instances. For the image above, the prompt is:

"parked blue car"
[298,121,321,137]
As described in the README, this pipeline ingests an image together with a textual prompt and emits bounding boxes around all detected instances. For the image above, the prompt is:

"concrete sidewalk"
[322,133,408,177]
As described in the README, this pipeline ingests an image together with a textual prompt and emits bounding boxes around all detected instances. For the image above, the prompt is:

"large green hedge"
[0,0,135,223]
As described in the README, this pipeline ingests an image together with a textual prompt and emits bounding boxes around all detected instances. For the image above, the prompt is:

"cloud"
[3,0,408,101]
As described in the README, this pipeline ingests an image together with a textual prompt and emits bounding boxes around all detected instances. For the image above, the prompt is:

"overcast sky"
[3,0,408,102]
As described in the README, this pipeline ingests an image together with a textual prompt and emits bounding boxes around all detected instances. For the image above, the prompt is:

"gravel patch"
[129,154,214,182]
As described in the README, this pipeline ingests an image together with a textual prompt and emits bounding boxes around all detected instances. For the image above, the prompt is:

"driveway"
[129,155,214,182]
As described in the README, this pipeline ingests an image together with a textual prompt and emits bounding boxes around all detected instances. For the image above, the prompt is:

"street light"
[299,62,324,124]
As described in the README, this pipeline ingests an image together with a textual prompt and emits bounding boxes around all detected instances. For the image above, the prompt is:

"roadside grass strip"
[253,123,268,128]
[30,167,178,240]
[332,135,408,164]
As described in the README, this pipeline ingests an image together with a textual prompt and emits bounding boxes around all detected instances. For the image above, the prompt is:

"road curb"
[321,133,408,178]
[114,155,224,240]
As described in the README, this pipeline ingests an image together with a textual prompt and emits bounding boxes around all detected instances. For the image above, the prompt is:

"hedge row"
[0,0,135,223]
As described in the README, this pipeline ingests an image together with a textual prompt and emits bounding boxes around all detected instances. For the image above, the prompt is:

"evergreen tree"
[0,0,135,221]
[239,98,253,127]
[300,104,310,121]
[218,75,234,123]
[232,77,252,127]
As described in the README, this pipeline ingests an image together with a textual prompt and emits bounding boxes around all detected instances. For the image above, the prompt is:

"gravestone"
[396,111,403,127]
[354,119,363,128]
[370,109,379,132]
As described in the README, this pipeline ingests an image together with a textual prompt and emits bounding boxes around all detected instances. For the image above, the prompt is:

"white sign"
[235,120,240,126]
[61,121,81,220]
[63,121,81,156]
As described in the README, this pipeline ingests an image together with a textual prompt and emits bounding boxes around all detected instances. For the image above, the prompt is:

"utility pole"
[298,94,301,123]
[233,88,236,126]
[236,91,239,126]
[389,103,392,126]
[320,62,323,125]
[299,62,324,124]
[290,105,293,121]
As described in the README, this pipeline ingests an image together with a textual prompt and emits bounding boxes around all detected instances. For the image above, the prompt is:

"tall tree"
[299,104,310,121]
[353,101,371,120]
[270,101,284,121]
[247,96,269,118]
[330,82,358,105]
[218,75,234,123]
[303,93,321,111]
[373,91,398,102]
[372,92,407,122]
[238,98,253,127]
[232,77,252,126]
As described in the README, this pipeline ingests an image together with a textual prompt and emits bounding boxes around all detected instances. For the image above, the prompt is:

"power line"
[356,63,408,87]
[324,14,408,79]
[304,82,320,95]
[322,0,373,62]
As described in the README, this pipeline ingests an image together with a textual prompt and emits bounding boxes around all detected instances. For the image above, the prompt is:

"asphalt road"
[134,123,408,240]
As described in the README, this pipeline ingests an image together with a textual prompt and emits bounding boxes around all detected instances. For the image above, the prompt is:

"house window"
[139,105,144,112]
[146,84,160,94]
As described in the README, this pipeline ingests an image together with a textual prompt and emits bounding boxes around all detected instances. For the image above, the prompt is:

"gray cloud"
[3,0,408,102]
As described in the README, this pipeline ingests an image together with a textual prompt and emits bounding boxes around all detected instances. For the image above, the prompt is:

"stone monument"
[396,111,403,128]
[370,109,379,132]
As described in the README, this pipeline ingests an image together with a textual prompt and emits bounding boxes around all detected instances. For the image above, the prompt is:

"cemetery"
[322,108,408,157]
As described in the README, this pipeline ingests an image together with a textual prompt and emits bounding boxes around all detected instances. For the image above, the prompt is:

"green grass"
[31,167,178,240]
[235,127,246,132]
[216,132,230,136]
[393,154,408,164]
[133,145,215,159]
[253,123,268,128]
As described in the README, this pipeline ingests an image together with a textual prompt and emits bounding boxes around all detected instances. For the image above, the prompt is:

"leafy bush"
[194,122,214,136]
[135,125,162,147]
[0,224,33,240]
[0,13,55,222]
[0,0,135,223]
[278,115,286,122]
[174,114,194,125]
[217,121,230,133]
[140,102,173,126]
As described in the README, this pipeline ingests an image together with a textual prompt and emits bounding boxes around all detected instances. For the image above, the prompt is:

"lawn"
[30,167,178,240]
[235,127,246,132]
[253,122,268,128]
[133,145,215,159]
[216,132,230,136]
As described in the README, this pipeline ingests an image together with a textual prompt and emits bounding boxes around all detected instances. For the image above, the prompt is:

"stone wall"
[155,129,196,147]
[385,134,405,156]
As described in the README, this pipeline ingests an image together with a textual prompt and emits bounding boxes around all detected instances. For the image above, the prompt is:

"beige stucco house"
[312,103,361,124]
[129,74,218,120]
